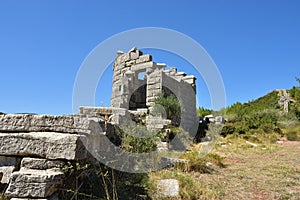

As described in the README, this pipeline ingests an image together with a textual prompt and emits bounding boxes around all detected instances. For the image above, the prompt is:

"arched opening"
[129,84,147,110]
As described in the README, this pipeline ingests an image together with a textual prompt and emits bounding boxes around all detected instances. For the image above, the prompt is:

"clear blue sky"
[0,0,299,115]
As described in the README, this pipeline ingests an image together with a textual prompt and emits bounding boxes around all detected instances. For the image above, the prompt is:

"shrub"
[176,152,225,173]
[176,151,209,173]
[286,131,298,141]
[220,125,236,137]
[117,124,159,153]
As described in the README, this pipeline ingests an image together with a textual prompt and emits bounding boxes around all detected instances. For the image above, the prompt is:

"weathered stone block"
[0,132,87,160]
[116,53,130,64]
[21,158,62,170]
[0,156,19,184]
[125,60,135,67]
[130,51,139,60]
[0,166,14,184]
[11,192,58,200]
[5,169,63,198]
[157,179,179,197]
[0,114,104,135]
[136,54,152,64]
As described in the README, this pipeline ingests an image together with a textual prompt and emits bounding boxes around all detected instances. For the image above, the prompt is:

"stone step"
[5,169,63,198]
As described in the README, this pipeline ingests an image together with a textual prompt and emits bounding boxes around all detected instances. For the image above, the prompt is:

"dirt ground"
[197,140,300,200]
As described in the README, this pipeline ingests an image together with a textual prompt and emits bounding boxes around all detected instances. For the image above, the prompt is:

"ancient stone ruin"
[111,47,197,132]
[0,48,198,199]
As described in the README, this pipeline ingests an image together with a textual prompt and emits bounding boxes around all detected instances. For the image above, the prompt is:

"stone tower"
[110,48,198,133]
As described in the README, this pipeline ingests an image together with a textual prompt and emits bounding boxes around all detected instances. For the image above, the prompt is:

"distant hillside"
[221,87,300,137]
[227,88,299,117]
[226,90,279,116]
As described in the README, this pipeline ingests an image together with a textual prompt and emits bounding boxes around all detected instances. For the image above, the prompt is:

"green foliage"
[290,86,300,101]
[244,110,278,129]
[197,106,212,117]
[221,125,236,137]
[226,91,279,119]
[154,93,181,124]
[117,124,159,153]
[286,131,298,141]
[224,90,297,136]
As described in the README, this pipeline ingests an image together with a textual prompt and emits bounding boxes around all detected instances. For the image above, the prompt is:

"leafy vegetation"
[197,106,212,117]
[117,124,159,153]
[154,93,181,125]
[222,79,300,141]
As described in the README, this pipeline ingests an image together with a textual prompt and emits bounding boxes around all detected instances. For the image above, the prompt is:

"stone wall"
[0,114,107,199]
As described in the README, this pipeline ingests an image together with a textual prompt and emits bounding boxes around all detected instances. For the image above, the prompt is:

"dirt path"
[198,141,300,200]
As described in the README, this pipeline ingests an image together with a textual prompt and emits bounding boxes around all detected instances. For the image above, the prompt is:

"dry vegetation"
[147,135,300,200]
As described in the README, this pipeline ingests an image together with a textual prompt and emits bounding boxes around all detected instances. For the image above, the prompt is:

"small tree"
[154,93,181,125]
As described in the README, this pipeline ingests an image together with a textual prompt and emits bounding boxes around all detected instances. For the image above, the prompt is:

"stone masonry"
[0,114,107,199]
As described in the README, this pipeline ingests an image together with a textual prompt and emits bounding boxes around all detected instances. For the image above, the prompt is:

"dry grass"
[148,136,300,200]
[0,195,9,200]
[200,139,300,200]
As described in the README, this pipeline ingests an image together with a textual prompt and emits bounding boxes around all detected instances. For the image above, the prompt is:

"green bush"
[290,86,300,101]
[117,124,159,153]
[220,125,236,137]
[286,131,298,141]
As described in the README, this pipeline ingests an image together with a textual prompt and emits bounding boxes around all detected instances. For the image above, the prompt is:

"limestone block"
[0,166,14,184]
[21,158,62,170]
[121,66,131,74]
[175,72,186,77]
[182,75,196,85]
[130,51,139,60]
[0,156,19,184]
[157,179,179,197]
[0,132,87,160]
[131,62,153,71]
[5,169,63,198]
[0,114,103,135]
[125,60,135,67]
[136,54,152,64]
[11,192,58,200]
[116,53,130,64]
[116,50,124,56]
